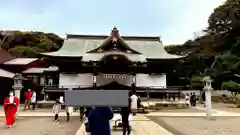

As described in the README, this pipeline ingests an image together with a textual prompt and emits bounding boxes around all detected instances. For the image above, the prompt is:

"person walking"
[3,91,20,128]
[202,91,206,108]
[24,89,32,110]
[88,106,114,135]
[52,98,61,123]
[66,106,73,122]
[80,107,84,120]
[31,90,37,110]
[130,93,138,115]
[120,98,131,135]
[190,93,193,106]
[185,93,190,107]
[192,93,197,107]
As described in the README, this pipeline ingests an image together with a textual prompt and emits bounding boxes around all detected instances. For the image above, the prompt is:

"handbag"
[84,119,90,132]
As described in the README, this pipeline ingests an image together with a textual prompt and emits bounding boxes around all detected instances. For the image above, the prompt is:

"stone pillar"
[203,76,213,119]
[204,87,213,118]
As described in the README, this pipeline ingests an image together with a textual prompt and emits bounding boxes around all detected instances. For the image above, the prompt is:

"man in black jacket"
[120,98,131,135]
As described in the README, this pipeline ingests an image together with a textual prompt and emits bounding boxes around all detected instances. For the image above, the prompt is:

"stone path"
[1,105,240,135]
[75,115,174,135]
[0,111,80,117]
[194,105,236,114]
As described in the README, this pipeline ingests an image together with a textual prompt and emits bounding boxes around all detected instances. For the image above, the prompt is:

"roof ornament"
[111,26,120,42]
[202,76,213,89]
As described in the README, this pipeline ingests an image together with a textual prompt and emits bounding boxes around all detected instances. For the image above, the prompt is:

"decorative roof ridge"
[86,27,142,54]
[66,33,160,42]
[67,34,160,41]
[90,51,144,56]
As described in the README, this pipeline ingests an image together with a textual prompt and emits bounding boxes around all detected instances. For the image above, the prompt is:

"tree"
[208,0,240,34]
[165,0,240,91]
[0,31,63,57]
[190,75,204,89]
[221,81,240,100]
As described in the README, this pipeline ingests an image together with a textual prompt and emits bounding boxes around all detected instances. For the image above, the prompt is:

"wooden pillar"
[146,88,150,100]
[132,73,136,93]
[92,63,97,88]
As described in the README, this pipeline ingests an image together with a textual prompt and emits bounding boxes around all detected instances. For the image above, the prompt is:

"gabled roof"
[42,27,183,62]
[4,58,38,65]
[87,27,141,54]
[0,68,15,78]
[22,66,59,74]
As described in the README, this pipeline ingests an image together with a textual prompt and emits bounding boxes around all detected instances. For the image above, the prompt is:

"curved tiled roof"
[42,29,183,61]
[0,68,15,78]
[42,38,183,61]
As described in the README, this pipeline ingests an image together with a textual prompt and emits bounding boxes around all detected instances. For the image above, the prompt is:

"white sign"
[103,74,127,80]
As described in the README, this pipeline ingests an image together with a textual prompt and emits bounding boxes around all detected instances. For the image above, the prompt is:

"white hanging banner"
[132,76,136,84]
[103,74,128,80]
[92,76,96,83]
[96,73,133,87]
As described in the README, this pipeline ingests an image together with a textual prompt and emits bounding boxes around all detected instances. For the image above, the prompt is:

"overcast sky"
[0,0,226,45]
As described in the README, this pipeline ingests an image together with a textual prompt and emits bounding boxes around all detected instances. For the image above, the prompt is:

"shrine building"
[40,27,183,100]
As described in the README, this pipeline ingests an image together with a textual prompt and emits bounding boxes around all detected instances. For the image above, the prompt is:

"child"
[52,98,61,123]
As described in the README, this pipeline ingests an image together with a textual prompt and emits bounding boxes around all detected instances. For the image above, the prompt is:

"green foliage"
[190,75,204,89]
[222,81,240,90]
[165,0,240,89]
[222,81,240,100]
[0,30,63,57]
[208,0,240,35]
[8,46,38,58]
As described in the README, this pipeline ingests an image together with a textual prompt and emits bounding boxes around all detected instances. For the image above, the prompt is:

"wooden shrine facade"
[40,27,183,96]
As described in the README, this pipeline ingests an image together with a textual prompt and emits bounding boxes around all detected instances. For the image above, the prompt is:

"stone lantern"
[202,76,213,118]
[12,73,26,117]
[12,73,25,100]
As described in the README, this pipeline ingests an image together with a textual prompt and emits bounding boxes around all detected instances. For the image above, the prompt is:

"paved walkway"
[193,105,237,115]
[75,115,174,135]
[1,106,240,135]
[2,109,240,117]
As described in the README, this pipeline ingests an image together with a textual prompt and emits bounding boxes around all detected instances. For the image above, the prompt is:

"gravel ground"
[211,103,240,113]
[149,116,240,135]
[0,117,82,135]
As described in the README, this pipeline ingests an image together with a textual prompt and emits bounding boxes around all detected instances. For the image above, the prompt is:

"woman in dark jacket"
[88,106,113,135]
